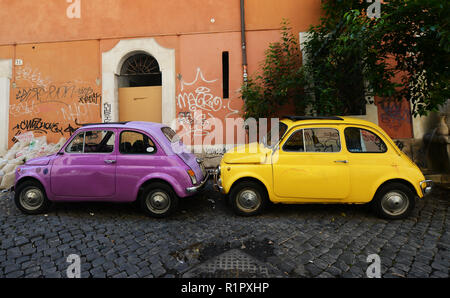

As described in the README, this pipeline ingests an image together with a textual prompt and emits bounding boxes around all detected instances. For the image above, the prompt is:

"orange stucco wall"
[0,0,325,147]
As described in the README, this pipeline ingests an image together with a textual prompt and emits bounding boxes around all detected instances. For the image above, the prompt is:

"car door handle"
[334,160,349,164]
[104,159,116,164]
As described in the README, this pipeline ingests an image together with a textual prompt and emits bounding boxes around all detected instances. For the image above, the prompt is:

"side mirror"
[146,147,155,153]
[56,151,64,156]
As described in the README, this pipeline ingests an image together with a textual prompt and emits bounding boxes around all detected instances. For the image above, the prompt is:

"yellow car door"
[272,125,350,201]
[343,125,393,202]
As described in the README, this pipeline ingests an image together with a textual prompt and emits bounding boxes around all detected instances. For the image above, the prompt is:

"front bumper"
[212,167,225,193]
[186,172,210,193]
[420,179,433,196]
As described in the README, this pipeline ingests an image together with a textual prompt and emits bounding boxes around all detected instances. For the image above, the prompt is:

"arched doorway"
[118,52,162,123]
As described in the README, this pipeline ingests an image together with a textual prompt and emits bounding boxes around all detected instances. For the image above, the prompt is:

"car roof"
[79,121,168,131]
[280,116,378,128]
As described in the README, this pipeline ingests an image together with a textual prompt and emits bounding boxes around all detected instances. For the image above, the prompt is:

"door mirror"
[146,147,155,153]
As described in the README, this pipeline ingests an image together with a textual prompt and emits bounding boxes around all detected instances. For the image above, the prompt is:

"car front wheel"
[372,182,415,219]
[229,181,267,216]
[139,182,178,218]
[14,180,51,215]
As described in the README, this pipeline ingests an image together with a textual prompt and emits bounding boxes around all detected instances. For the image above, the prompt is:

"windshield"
[263,122,288,148]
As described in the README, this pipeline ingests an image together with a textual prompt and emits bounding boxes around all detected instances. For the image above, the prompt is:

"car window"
[283,128,341,153]
[84,131,115,153]
[283,130,305,152]
[120,131,156,154]
[304,128,341,152]
[344,127,387,153]
[65,130,114,153]
[161,127,180,143]
[66,132,85,153]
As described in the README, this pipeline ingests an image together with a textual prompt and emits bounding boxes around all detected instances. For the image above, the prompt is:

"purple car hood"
[25,155,53,166]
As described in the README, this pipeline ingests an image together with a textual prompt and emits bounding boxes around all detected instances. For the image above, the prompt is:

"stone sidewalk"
[0,183,448,278]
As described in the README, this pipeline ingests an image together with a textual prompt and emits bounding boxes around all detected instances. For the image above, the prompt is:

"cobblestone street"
[0,182,448,278]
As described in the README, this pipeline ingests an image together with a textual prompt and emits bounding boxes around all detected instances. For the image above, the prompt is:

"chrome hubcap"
[237,189,260,212]
[381,191,409,216]
[146,191,170,214]
[20,188,44,211]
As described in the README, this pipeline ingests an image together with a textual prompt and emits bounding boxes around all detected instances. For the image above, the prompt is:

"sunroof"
[282,116,344,121]
[81,122,130,126]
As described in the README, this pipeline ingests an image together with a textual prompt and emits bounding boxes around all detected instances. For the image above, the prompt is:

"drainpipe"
[240,0,248,84]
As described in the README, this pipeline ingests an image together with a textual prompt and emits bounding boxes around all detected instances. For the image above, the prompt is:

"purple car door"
[50,129,117,198]
[114,130,163,201]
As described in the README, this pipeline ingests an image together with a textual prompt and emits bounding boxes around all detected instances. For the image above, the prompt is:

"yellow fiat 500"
[214,116,432,219]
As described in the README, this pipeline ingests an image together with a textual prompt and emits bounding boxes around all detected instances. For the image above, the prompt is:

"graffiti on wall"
[15,66,52,88]
[10,76,101,145]
[11,118,82,143]
[379,100,411,131]
[103,103,112,123]
[15,83,101,104]
[177,68,238,137]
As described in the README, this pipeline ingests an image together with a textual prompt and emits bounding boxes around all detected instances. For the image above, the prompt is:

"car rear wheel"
[372,182,415,219]
[14,180,51,215]
[229,181,267,216]
[139,182,178,218]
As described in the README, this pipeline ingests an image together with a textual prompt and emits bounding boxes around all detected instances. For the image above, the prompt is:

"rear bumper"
[186,172,210,194]
[420,179,433,196]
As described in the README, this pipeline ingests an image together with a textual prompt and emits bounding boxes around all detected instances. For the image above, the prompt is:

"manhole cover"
[182,249,279,278]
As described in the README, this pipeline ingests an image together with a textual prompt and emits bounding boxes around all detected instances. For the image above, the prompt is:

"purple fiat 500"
[13,121,208,217]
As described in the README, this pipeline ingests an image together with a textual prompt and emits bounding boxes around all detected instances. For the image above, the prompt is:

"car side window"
[84,130,115,153]
[66,132,85,153]
[304,128,341,152]
[283,128,341,152]
[120,131,156,154]
[283,130,305,152]
[344,127,387,153]
[65,130,114,153]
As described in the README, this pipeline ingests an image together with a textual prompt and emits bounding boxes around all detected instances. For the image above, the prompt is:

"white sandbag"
[14,132,34,147]
[0,171,16,190]
[34,135,48,147]
[2,163,17,174]
[9,142,21,152]
[0,158,7,170]
[13,156,26,165]
[4,149,18,160]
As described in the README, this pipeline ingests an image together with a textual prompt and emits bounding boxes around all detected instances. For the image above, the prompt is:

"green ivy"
[241,20,306,120]
[242,1,449,118]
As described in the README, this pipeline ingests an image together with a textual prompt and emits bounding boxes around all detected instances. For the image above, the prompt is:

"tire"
[14,180,51,215]
[229,180,268,216]
[372,182,416,220]
[139,182,178,218]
